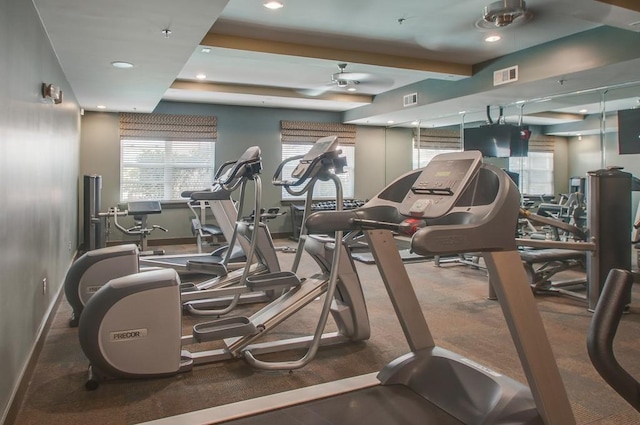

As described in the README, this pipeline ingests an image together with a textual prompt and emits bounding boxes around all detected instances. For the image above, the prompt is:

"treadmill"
[139,147,262,273]
[140,151,576,425]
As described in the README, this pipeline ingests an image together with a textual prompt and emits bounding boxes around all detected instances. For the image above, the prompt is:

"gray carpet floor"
[9,240,640,425]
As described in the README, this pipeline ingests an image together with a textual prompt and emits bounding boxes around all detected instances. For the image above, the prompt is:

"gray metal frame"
[133,153,577,425]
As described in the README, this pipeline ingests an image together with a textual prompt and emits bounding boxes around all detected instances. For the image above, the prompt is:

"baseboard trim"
[1,255,71,425]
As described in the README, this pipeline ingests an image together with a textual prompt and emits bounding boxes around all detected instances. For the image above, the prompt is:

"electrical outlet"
[68,241,72,252]
[42,278,47,294]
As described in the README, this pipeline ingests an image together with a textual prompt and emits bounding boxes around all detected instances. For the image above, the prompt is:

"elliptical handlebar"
[217,158,262,193]
[243,170,345,371]
[272,152,343,196]
[185,147,263,202]
[587,268,640,412]
[271,154,305,187]
[272,135,344,197]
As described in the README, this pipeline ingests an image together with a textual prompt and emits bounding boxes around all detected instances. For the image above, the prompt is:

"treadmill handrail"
[587,268,640,412]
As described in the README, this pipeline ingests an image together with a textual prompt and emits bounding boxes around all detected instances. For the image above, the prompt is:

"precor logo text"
[110,328,148,342]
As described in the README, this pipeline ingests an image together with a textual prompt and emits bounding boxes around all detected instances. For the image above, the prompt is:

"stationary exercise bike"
[78,135,371,387]
[64,146,282,326]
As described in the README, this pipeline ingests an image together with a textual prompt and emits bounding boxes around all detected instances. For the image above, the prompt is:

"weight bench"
[116,201,167,255]
[519,248,586,298]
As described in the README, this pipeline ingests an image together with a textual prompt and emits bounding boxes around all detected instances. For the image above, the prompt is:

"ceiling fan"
[300,63,394,97]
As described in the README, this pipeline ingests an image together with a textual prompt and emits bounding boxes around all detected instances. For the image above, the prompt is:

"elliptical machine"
[64,146,282,326]
[78,135,370,388]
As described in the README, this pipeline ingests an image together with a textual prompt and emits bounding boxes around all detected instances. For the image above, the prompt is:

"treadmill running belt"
[143,254,224,267]
[352,249,431,264]
[221,385,463,425]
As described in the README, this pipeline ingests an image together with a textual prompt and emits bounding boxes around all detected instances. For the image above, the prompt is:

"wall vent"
[493,65,518,86]
[403,93,418,107]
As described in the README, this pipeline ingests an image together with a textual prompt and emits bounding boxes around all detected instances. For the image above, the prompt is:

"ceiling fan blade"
[356,75,394,89]
[334,71,374,82]
[297,84,333,97]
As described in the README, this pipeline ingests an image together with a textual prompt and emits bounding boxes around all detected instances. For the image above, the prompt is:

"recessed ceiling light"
[111,61,134,69]
[579,109,588,113]
[387,120,395,124]
[264,1,284,9]
[195,73,207,80]
[411,121,419,125]
[96,105,106,110]
[201,47,211,53]
[347,87,357,92]
[485,35,501,43]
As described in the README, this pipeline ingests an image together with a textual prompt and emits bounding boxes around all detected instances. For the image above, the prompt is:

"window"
[120,140,215,201]
[509,151,554,195]
[281,143,355,200]
[119,113,216,202]
[413,146,461,169]
[280,120,357,200]
[412,128,461,169]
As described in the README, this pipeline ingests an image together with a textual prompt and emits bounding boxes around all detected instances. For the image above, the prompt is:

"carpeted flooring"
[8,240,640,425]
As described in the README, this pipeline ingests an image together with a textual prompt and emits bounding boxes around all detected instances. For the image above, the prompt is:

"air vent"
[493,65,518,86]
[403,93,418,107]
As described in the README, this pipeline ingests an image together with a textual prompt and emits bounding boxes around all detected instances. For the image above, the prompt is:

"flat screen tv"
[463,124,529,158]
[618,108,640,155]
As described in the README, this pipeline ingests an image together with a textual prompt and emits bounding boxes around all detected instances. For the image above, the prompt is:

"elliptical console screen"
[399,151,482,219]
[291,136,339,179]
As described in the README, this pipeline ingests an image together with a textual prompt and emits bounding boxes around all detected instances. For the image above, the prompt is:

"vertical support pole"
[83,174,103,251]
[484,250,576,425]
[365,229,435,352]
[586,168,632,310]
[600,90,608,168]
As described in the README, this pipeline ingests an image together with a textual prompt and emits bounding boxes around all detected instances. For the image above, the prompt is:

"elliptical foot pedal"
[245,271,301,292]
[180,282,198,292]
[193,316,258,343]
[187,260,228,277]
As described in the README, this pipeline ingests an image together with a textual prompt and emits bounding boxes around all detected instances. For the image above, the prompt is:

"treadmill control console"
[399,151,482,219]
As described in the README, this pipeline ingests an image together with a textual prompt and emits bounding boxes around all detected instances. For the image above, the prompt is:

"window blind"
[280,120,356,145]
[413,128,461,150]
[527,134,556,152]
[119,113,217,141]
